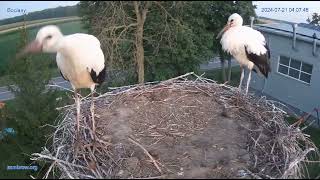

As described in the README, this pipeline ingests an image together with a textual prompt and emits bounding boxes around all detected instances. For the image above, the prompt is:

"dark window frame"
[277,55,313,84]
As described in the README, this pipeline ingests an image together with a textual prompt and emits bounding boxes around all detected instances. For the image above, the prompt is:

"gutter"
[250,16,254,28]
[292,24,297,49]
[254,25,320,45]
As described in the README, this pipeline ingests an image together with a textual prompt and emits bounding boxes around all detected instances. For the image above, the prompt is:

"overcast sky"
[0,1,79,20]
[0,1,319,23]
[253,1,320,23]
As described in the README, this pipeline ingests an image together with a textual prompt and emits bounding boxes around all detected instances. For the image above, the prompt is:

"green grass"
[0,16,80,33]
[0,20,87,76]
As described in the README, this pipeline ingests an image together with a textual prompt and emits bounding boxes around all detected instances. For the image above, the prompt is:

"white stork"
[216,13,271,94]
[19,25,106,143]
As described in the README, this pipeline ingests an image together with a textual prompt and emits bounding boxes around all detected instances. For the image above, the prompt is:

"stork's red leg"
[73,89,81,156]
[90,89,96,142]
[75,89,80,141]
[239,66,244,90]
[246,70,252,95]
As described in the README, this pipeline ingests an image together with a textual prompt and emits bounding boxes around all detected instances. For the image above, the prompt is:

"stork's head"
[18,25,63,57]
[216,13,243,39]
[227,13,243,27]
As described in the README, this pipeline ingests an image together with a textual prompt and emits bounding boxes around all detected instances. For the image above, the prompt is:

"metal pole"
[313,33,317,56]
[292,24,297,49]
[250,16,254,28]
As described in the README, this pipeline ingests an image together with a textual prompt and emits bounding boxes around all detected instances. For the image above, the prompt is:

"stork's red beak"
[23,40,42,53]
[16,40,42,59]
[216,23,231,39]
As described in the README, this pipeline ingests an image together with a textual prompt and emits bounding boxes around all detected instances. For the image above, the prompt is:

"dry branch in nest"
[31,72,318,179]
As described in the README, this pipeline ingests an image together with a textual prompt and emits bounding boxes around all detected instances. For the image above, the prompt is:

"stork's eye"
[46,35,52,39]
[230,19,234,22]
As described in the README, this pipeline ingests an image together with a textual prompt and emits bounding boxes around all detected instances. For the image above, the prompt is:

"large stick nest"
[32,72,318,179]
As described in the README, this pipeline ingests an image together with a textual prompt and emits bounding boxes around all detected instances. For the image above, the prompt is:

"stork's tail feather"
[244,44,271,79]
[255,62,271,78]
[90,65,106,86]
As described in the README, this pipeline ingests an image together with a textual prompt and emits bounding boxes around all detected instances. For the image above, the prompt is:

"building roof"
[257,16,295,25]
[253,23,320,42]
[298,23,320,32]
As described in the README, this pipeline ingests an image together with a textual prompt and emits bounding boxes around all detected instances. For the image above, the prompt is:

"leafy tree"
[0,18,69,179]
[143,1,212,81]
[307,13,320,26]
[79,1,256,84]
[6,20,63,147]
[79,1,213,83]
[207,1,256,82]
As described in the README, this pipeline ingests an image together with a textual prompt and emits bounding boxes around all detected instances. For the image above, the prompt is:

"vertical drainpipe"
[292,24,297,49]
[250,16,254,28]
[313,33,317,56]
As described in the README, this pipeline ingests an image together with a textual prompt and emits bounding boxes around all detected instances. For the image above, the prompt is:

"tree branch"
[154,1,183,27]
[142,1,152,23]
[133,1,141,22]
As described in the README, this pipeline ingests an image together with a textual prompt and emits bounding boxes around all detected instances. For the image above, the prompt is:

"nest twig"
[31,72,319,179]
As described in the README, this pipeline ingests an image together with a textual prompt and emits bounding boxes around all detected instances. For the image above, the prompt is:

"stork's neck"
[231,24,243,28]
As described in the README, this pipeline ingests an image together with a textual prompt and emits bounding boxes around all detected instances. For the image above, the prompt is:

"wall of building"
[249,31,320,116]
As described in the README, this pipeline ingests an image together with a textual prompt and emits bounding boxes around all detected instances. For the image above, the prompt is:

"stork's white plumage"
[216,13,271,94]
[20,25,106,144]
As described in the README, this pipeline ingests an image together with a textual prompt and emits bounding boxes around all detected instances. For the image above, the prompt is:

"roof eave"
[254,25,319,44]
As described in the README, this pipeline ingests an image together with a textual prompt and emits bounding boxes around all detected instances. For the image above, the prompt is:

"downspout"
[250,16,254,28]
[292,24,297,50]
[313,33,317,56]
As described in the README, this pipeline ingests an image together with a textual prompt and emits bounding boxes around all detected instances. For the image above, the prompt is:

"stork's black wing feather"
[265,43,271,59]
[245,45,271,78]
[90,65,106,85]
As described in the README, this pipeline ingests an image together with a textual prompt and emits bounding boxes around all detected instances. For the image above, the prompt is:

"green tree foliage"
[0,19,68,179]
[79,1,101,34]
[79,1,256,83]
[79,1,213,83]
[205,1,256,82]
[307,13,320,26]
[6,23,62,147]
[143,2,213,81]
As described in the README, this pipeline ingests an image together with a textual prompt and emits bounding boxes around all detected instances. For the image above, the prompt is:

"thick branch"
[98,23,138,37]
[133,1,141,22]
[103,23,138,32]
[142,1,152,23]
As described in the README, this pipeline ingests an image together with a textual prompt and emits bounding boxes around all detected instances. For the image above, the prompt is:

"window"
[277,56,313,84]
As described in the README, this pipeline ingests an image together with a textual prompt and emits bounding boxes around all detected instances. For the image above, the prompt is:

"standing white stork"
[18,25,106,143]
[216,13,271,94]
